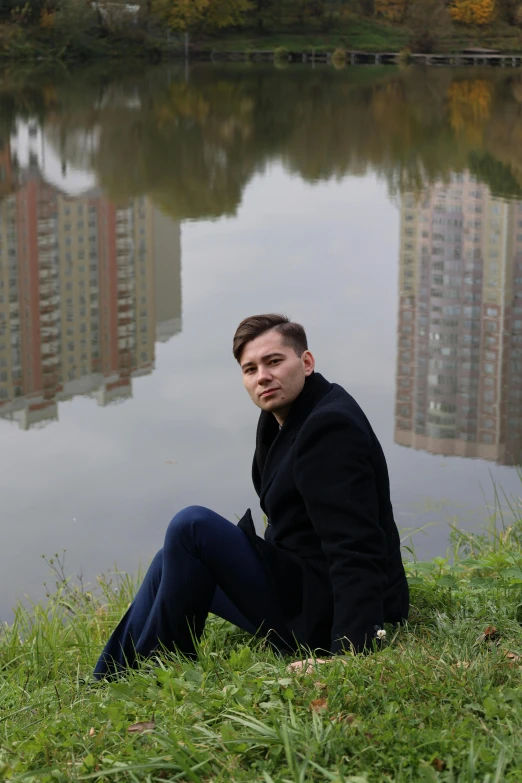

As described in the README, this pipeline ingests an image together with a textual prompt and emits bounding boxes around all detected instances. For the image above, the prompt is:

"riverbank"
[1,15,522,64]
[195,18,522,56]
[1,512,522,780]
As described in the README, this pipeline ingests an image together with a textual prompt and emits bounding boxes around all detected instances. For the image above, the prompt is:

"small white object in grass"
[376,629,386,640]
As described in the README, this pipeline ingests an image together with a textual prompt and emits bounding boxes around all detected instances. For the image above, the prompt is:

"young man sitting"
[94,314,408,679]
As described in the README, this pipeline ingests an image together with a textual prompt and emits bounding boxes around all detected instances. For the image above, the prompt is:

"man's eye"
[270,359,280,365]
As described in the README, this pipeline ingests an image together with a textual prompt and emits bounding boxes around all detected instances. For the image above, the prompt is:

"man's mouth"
[260,388,277,398]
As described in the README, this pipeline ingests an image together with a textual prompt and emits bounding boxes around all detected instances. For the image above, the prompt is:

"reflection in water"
[0,139,181,430]
[3,66,522,218]
[3,64,522,610]
[395,173,522,466]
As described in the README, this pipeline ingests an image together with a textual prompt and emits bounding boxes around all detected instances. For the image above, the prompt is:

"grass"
[2,498,522,782]
[197,18,410,54]
[195,19,522,55]
[445,20,522,53]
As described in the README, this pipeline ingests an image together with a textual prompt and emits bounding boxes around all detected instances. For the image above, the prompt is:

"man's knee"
[164,505,213,551]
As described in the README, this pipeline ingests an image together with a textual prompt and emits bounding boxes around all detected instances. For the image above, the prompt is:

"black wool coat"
[238,371,409,654]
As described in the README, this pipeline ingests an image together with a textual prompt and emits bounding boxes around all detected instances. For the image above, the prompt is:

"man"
[94,314,408,679]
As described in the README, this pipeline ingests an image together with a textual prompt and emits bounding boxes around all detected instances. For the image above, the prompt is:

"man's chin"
[259,398,277,411]
[258,396,282,413]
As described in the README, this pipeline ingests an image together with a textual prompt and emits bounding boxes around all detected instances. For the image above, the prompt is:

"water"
[1,63,521,620]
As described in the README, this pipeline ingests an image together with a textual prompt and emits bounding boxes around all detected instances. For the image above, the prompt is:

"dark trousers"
[93,505,294,678]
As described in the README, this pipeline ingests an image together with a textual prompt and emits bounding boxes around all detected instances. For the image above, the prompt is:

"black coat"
[238,371,409,654]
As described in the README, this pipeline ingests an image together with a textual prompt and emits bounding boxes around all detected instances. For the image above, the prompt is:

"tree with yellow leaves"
[374,0,407,21]
[152,0,252,32]
[450,0,496,25]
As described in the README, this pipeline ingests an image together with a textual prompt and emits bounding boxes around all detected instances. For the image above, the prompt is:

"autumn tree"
[449,0,496,25]
[153,0,252,32]
[375,0,407,22]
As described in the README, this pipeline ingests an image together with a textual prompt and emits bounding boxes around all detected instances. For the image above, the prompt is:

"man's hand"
[287,658,347,674]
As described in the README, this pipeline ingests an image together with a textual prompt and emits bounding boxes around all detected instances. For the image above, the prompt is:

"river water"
[1,63,521,619]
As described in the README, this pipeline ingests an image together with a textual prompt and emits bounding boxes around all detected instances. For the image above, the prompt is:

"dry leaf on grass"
[432,758,446,772]
[128,720,156,734]
[330,712,356,724]
[475,625,500,644]
[88,727,96,737]
[455,661,470,670]
[310,698,328,712]
[504,651,521,664]
[314,681,327,691]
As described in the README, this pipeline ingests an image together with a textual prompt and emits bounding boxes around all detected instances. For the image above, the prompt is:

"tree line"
[1,0,522,36]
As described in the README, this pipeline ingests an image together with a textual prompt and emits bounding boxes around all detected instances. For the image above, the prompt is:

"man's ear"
[303,350,315,376]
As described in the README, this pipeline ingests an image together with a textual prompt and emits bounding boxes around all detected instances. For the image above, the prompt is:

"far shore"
[2,17,522,66]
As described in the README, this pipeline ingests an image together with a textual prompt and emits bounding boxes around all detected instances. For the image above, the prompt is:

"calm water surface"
[1,64,522,619]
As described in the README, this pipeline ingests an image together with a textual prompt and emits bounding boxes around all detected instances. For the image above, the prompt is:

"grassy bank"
[196,19,522,55]
[195,17,410,54]
[2,507,522,781]
[1,14,522,63]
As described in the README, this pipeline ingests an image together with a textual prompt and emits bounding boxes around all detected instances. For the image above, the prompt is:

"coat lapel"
[253,372,332,507]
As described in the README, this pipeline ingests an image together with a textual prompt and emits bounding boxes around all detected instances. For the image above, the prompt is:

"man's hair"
[233,314,308,363]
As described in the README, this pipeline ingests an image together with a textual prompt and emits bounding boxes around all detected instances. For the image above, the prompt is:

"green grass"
[2,502,522,781]
[444,20,522,53]
[195,18,522,55]
[197,19,410,54]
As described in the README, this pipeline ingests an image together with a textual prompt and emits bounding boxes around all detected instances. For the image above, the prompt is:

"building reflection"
[0,141,181,430]
[395,173,522,466]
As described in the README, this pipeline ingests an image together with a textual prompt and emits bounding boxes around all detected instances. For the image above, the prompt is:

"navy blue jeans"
[93,506,294,678]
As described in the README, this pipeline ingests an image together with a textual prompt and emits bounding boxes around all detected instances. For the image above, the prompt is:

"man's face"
[240,329,315,424]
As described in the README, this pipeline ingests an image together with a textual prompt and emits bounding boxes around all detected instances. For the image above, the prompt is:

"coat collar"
[253,372,332,502]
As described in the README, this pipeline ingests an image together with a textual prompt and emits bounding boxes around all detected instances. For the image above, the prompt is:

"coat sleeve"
[294,410,388,653]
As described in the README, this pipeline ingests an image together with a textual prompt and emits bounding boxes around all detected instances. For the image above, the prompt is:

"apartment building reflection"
[395,173,522,466]
[0,147,181,430]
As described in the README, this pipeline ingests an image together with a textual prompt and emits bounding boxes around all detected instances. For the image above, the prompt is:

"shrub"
[1,0,45,23]
[273,46,289,61]
[397,46,412,65]
[52,0,102,56]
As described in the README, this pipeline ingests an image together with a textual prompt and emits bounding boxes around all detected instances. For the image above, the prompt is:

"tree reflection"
[2,64,522,216]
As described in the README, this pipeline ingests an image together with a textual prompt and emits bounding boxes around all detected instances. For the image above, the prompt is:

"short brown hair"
[233,314,308,363]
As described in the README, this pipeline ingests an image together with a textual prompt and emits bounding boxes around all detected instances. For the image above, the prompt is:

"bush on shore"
[1,500,522,780]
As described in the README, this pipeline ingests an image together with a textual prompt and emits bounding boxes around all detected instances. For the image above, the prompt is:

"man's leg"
[93,505,293,678]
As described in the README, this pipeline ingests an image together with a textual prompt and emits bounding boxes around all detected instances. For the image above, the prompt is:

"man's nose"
[257,366,272,384]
